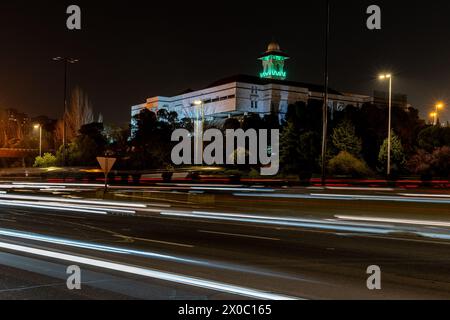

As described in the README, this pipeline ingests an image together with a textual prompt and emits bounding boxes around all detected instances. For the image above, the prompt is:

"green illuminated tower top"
[259,41,290,80]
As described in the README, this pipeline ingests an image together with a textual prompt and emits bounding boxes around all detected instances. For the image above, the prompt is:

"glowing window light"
[260,70,287,79]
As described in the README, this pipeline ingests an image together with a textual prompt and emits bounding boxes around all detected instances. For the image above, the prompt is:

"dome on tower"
[267,41,281,52]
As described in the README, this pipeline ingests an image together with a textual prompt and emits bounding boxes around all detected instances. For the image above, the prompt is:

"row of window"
[192,95,236,106]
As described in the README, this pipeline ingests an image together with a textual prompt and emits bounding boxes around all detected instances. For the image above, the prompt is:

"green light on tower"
[258,42,290,81]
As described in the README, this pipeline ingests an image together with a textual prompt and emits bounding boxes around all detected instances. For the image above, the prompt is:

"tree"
[328,151,372,178]
[378,130,405,173]
[417,126,450,152]
[242,114,263,131]
[130,109,180,169]
[57,122,106,166]
[56,87,95,144]
[223,118,241,130]
[280,121,319,179]
[331,119,362,156]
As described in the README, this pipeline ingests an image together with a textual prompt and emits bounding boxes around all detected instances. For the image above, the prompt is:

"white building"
[131,42,373,122]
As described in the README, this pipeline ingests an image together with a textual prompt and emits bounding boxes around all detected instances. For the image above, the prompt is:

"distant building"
[0,109,31,146]
[131,41,373,123]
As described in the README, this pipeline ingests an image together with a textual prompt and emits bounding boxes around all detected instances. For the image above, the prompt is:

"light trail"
[190,186,275,192]
[0,241,298,300]
[0,200,108,215]
[198,230,280,241]
[335,215,450,228]
[0,228,197,263]
[161,210,450,241]
[0,194,147,209]
[0,228,314,286]
[12,182,105,188]
[161,211,392,235]
[399,193,450,199]
[234,192,450,204]
[0,198,135,215]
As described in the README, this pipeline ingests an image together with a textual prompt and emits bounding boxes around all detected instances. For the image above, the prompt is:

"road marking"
[198,230,280,241]
[0,241,299,300]
[335,215,450,228]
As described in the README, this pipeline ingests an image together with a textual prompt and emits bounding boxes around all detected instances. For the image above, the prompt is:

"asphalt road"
[0,182,449,300]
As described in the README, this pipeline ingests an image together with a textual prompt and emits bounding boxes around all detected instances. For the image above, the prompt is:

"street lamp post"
[433,102,444,125]
[321,0,331,186]
[53,57,79,164]
[34,124,42,157]
[379,73,393,177]
[194,100,205,165]
[430,112,437,125]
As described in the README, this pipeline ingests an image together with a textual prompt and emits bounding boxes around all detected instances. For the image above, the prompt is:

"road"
[0,181,449,300]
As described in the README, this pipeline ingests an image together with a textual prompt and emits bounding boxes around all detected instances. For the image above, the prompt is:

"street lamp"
[34,124,42,157]
[430,112,438,125]
[321,0,331,186]
[433,102,445,125]
[193,100,205,165]
[53,57,79,164]
[379,73,393,177]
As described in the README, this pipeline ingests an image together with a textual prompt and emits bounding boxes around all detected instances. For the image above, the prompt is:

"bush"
[407,149,433,180]
[328,151,372,178]
[407,147,450,179]
[34,153,57,168]
[431,146,450,177]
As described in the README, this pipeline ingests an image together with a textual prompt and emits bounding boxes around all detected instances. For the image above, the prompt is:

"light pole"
[53,57,79,164]
[34,124,42,157]
[433,102,444,125]
[430,112,437,125]
[194,100,205,165]
[379,73,393,177]
[321,0,331,186]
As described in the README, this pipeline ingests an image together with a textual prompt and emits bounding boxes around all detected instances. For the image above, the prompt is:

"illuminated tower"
[259,41,290,80]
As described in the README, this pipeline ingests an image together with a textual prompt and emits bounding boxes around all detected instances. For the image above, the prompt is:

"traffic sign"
[97,157,117,191]
[97,157,117,174]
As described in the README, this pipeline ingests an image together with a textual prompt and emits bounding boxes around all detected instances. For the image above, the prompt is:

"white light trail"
[161,211,391,235]
[0,194,146,209]
[0,228,313,283]
[0,228,195,261]
[191,187,275,192]
[399,193,450,199]
[234,192,450,204]
[0,200,108,215]
[198,230,280,241]
[0,241,298,300]
[335,215,450,228]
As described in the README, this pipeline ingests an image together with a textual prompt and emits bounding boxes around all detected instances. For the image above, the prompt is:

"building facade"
[131,42,373,123]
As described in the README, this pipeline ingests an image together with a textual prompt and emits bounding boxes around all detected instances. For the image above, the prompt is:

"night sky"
[0,0,449,125]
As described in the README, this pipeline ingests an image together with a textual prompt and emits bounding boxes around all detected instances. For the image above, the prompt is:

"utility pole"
[53,57,79,165]
[321,0,330,186]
